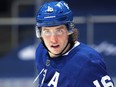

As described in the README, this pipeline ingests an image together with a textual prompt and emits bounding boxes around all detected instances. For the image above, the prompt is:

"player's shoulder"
[77,42,106,70]
[36,42,44,52]
[74,42,104,62]
[35,42,47,66]
[65,43,114,87]
[62,42,107,80]
[64,42,106,73]
[36,42,47,56]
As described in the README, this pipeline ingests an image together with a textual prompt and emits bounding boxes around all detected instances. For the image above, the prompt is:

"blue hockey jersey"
[35,42,114,87]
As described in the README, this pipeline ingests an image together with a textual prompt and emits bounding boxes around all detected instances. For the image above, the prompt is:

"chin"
[51,50,61,55]
[52,52,60,55]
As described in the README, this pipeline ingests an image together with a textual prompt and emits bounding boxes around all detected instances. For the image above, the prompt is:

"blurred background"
[0,0,116,87]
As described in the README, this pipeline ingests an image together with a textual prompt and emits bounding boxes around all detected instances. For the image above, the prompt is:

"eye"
[42,30,51,36]
[56,29,64,35]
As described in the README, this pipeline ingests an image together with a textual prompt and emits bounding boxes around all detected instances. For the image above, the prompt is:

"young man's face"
[41,25,69,56]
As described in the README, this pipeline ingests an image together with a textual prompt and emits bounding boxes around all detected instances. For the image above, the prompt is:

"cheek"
[42,37,50,45]
[60,35,69,44]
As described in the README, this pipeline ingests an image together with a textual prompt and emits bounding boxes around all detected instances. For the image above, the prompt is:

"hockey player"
[34,1,114,87]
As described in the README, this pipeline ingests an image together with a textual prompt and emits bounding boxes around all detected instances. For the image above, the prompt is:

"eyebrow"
[56,25,67,29]
[42,28,49,31]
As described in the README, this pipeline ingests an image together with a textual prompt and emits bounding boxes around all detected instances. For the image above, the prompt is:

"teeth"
[52,44,58,46]
[51,44,59,47]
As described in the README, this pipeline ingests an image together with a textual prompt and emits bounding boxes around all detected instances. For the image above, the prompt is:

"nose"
[50,34,58,43]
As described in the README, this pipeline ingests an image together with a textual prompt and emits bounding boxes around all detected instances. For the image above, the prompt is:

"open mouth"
[51,44,59,48]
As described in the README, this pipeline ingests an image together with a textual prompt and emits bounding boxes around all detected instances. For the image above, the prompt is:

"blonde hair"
[71,28,79,42]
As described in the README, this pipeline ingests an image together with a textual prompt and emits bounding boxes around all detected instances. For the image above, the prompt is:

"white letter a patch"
[48,72,60,87]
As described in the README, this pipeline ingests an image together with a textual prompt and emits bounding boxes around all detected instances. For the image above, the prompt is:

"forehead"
[42,25,67,30]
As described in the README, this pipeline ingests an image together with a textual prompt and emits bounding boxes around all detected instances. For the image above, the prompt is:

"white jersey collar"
[63,41,80,56]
